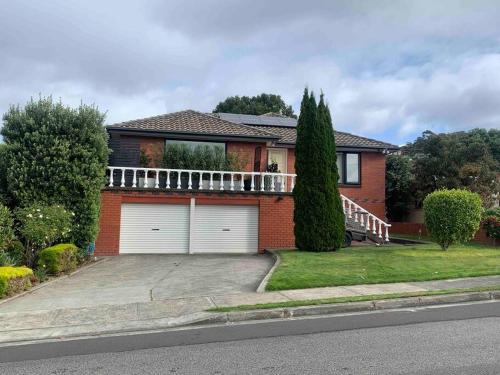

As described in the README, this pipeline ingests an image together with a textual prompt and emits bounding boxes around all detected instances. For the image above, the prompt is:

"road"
[1,301,499,374]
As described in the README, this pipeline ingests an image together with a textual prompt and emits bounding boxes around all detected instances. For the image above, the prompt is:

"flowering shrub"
[16,204,73,266]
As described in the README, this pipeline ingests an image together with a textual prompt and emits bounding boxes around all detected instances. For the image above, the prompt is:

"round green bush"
[424,189,483,250]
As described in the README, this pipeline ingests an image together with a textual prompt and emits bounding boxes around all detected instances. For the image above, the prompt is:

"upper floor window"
[336,152,360,185]
[165,140,225,151]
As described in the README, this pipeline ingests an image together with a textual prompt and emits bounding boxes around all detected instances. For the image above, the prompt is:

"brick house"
[96,110,398,256]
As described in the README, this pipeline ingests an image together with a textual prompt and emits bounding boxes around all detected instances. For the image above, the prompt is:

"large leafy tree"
[403,129,499,207]
[213,93,296,118]
[1,97,109,247]
[385,154,414,221]
[294,89,344,251]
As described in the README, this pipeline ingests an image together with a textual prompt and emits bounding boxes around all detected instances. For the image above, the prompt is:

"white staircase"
[341,195,390,243]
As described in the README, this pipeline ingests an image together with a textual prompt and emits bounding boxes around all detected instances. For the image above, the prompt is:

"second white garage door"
[193,205,259,253]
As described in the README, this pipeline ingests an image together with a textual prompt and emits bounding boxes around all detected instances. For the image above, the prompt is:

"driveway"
[0,254,273,313]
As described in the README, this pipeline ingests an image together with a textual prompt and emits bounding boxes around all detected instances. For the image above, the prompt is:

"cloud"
[0,0,499,144]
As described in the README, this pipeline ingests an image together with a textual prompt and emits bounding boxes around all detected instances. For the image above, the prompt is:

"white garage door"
[120,203,189,254]
[193,205,259,253]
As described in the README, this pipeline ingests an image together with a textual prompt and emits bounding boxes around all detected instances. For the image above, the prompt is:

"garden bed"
[267,243,500,291]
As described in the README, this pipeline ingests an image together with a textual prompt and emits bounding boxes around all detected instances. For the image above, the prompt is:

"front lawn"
[267,243,500,291]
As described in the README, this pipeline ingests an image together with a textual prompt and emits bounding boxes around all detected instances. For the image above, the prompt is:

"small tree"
[1,97,109,248]
[294,89,345,251]
[213,93,296,118]
[423,189,482,250]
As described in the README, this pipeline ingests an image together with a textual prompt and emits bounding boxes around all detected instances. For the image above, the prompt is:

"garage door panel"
[120,203,189,254]
[193,205,258,253]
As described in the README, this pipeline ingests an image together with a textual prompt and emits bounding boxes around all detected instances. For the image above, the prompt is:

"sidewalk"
[1,275,499,344]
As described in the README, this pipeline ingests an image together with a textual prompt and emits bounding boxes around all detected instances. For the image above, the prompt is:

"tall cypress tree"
[294,90,345,251]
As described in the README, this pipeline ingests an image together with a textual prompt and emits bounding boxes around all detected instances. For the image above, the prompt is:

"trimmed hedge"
[37,243,78,275]
[0,266,33,297]
[424,189,483,250]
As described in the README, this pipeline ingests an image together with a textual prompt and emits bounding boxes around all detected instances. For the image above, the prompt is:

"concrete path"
[0,254,273,313]
[0,267,499,344]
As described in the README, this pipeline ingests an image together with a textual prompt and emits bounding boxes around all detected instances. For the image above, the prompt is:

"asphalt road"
[1,301,499,374]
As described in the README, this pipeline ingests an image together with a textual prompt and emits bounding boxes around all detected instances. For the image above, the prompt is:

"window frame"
[337,152,361,186]
[165,139,227,153]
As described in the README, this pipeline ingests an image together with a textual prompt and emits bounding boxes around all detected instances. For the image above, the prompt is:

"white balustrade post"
[250,173,255,191]
[378,221,383,238]
[261,173,265,192]
[109,168,114,187]
[290,176,295,192]
[177,172,181,189]
[132,169,137,188]
[360,212,364,227]
[188,171,192,189]
[166,171,171,189]
[209,173,214,190]
[230,173,234,191]
[120,168,125,187]
[372,216,377,235]
[220,173,225,190]
[385,226,390,242]
[240,173,245,191]
[155,170,159,188]
[143,170,148,188]
[271,175,275,192]
[280,175,285,192]
[348,203,352,218]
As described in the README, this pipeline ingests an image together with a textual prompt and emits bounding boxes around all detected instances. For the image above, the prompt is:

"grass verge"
[207,285,500,312]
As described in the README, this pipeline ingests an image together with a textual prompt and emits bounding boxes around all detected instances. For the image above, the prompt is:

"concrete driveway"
[0,254,273,313]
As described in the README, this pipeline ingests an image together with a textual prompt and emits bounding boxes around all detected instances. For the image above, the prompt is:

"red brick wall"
[286,150,386,219]
[227,141,267,172]
[95,190,296,255]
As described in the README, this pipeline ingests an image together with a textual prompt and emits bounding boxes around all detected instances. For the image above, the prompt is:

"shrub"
[37,243,78,275]
[0,203,14,251]
[16,204,72,266]
[424,189,483,250]
[482,208,499,239]
[0,266,33,297]
[4,240,25,266]
[0,251,14,267]
[1,97,109,248]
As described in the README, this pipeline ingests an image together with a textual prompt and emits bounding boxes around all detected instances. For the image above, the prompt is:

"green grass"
[267,243,500,291]
[208,285,500,312]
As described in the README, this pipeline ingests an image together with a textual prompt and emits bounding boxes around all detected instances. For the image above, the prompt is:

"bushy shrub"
[16,204,72,266]
[37,243,78,275]
[0,203,14,251]
[4,240,25,266]
[482,208,500,239]
[424,189,483,250]
[0,266,33,297]
[1,97,109,248]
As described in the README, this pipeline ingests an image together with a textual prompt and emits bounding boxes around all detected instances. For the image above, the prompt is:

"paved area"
[0,254,273,313]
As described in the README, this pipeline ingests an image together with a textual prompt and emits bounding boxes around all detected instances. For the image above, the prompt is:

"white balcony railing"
[107,166,296,193]
[106,166,390,242]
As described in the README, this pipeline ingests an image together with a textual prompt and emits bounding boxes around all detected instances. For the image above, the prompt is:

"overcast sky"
[1,1,499,144]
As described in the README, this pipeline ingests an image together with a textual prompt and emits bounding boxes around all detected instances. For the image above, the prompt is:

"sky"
[1,0,499,145]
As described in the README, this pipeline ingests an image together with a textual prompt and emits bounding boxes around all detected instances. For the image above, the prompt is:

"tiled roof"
[107,110,278,139]
[214,113,399,150]
[214,112,297,127]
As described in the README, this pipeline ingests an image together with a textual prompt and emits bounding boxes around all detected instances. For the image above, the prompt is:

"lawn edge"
[256,250,281,293]
[207,286,500,313]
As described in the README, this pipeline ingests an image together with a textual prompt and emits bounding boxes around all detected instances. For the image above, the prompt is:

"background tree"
[0,144,9,205]
[213,93,296,118]
[385,154,414,221]
[403,129,499,207]
[294,89,344,251]
[1,97,109,248]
